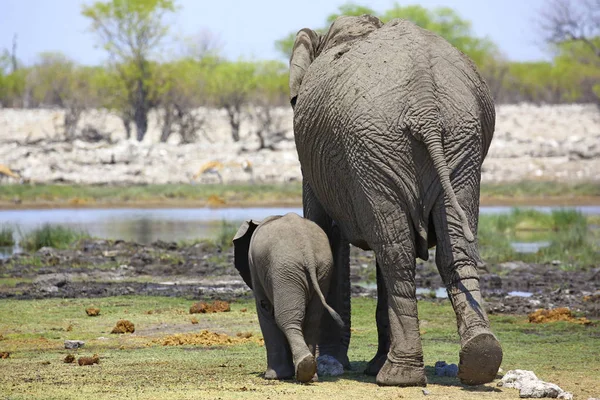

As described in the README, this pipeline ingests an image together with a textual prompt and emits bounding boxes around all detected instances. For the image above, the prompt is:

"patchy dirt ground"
[1,239,598,318]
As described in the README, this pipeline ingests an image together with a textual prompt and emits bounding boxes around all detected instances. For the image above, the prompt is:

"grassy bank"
[0,296,598,399]
[0,181,599,209]
[479,209,600,270]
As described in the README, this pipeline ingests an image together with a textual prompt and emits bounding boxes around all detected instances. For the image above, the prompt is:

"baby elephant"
[233,213,343,383]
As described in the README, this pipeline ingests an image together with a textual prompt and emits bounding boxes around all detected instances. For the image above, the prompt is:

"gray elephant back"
[293,18,495,256]
[252,213,332,266]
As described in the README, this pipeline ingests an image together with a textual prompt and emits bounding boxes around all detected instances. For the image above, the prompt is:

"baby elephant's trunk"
[308,266,344,328]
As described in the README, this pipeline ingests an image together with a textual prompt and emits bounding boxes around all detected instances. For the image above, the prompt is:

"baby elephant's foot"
[376,359,427,387]
[295,354,317,383]
[458,332,503,386]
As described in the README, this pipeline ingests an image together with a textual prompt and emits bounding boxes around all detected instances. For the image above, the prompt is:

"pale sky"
[0,0,551,66]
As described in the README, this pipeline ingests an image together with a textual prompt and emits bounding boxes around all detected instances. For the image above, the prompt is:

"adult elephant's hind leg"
[432,185,502,385]
[364,261,389,376]
[375,233,427,387]
[303,182,351,368]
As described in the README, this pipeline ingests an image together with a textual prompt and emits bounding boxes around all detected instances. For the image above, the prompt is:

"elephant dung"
[189,300,230,314]
[85,307,100,316]
[78,354,100,366]
[528,307,592,325]
[110,320,135,334]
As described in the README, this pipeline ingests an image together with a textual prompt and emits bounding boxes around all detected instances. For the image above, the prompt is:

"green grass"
[480,181,600,198]
[2,181,599,208]
[19,224,90,252]
[478,208,599,269]
[0,296,597,399]
[0,225,15,247]
[215,220,239,250]
[0,183,303,206]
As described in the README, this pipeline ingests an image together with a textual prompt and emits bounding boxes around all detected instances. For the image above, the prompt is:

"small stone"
[434,360,458,377]
[64,340,85,349]
[422,389,431,395]
[316,355,344,377]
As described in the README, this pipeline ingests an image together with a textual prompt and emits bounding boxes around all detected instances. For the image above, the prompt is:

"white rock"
[498,369,573,399]
[316,355,344,377]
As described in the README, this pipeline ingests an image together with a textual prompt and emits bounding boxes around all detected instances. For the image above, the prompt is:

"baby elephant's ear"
[232,220,259,289]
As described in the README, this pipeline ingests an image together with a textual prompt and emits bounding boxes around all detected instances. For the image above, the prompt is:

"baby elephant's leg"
[273,285,315,383]
[302,294,326,381]
[254,285,294,380]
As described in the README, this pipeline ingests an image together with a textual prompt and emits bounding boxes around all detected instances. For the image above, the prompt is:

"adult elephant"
[289,15,501,387]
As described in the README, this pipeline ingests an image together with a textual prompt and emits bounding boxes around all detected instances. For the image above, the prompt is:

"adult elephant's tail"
[422,132,475,242]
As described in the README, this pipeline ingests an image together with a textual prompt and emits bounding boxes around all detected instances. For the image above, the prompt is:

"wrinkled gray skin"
[289,15,502,386]
[233,213,344,383]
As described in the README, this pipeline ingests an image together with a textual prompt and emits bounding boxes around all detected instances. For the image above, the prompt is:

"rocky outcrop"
[0,104,598,185]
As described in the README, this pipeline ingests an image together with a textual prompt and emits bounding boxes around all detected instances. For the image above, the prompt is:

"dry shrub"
[528,307,592,325]
[0,352,10,359]
[240,308,247,313]
[207,195,226,206]
[189,300,230,314]
[191,317,199,324]
[111,319,135,334]
[85,307,100,316]
[63,354,75,363]
[152,330,261,347]
[78,354,99,366]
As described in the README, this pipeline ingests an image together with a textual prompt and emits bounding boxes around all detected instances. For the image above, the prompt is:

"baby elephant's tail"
[308,266,344,328]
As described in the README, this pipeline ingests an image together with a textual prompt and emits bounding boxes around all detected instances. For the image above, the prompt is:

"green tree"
[206,61,257,142]
[155,57,218,143]
[249,60,289,149]
[539,0,600,105]
[82,0,177,141]
[274,2,497,66]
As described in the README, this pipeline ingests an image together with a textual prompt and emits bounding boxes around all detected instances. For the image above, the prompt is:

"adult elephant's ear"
[232,220,259,289]
[289,28,321,107]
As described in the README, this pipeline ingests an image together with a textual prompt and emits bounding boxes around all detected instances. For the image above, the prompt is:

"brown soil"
[63,354,75,363]
[78,354,100,366]
[528,307,593,325]
[152,330,262,346]
[85,307,100,316]
[111,320,135,334]
[190,300,231,314]
[1,239,598,319]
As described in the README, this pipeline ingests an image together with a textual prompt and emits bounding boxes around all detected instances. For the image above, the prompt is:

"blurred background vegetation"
[0,0,598,143]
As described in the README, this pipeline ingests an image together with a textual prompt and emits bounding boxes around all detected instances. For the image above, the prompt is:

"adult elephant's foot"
[375,359,427,387]
[458,332,503,385]
[364,352,387,376]
[295,354,317,383]
[264,364,294,380]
